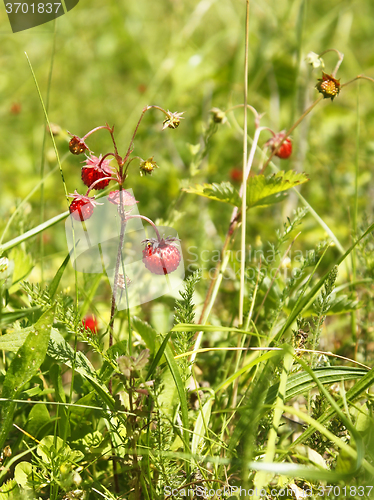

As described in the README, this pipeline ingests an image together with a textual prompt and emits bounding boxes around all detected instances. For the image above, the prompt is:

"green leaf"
[246,170,309,209]
[0,328,30,352]
[8,248,34,293]
[25,404,51,439]
[286,294,361,317]
[191,396,214,456]
[265,366,369,405]
[132,316,157,354]
[183,181,241,206]
[49,252,71,299]
[0,308,41,329]
[47,328,116,411]
[164,343,190,477]
[171,323,265,338]
[0,305,55,449]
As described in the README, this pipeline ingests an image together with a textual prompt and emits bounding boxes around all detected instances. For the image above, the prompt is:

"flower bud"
[210,107,227,124]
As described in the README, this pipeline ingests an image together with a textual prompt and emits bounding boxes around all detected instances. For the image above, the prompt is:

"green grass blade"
[164,343,190,477]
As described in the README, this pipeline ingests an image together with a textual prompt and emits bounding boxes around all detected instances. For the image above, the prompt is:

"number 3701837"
[5,3,62,14]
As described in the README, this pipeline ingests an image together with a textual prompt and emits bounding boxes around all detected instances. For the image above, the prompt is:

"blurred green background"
[1,0,374,309]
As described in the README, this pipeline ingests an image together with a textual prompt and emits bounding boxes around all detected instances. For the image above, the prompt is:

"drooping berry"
[69,191,101,221]
[68,134,89,155]
[81,155,115,190]
[142,237,181,275]
[82,314,98,334]
[265,131,292,159]
[316,72,341,101]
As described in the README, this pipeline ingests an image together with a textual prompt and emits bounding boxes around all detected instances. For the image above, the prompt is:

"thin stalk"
[196,126,264,335]
[351,83,360,356]
[39,20,57,285]
[126,214,162,241]
[259,95,323,175]
[239,0,250,325]
[318,49,344,78]
[25,53,69,201]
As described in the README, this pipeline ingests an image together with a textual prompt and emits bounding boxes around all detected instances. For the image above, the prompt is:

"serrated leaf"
[247,170,309,209]
[183,181,241,206]
[47,329,116,412]
[287,294,361,317]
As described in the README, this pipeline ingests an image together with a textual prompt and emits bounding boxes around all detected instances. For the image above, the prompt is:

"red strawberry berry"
[142,237,181,275]
[69,191,101,221]
[82,314,98,334]
[81,155,114,190]
[230,167,243,183]
[265,131,292,159]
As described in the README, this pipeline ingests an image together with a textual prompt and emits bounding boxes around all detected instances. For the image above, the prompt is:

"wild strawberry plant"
[1,7,374,500]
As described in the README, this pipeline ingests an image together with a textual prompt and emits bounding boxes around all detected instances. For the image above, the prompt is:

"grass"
[1,0,374,498]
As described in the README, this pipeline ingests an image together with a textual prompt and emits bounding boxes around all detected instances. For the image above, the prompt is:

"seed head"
[140,157,159,176]
[68,134,89,155]
[316,72,341,101]
[162,110,185,130]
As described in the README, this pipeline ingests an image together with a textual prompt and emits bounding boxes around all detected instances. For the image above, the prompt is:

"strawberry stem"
[126,214,162,241]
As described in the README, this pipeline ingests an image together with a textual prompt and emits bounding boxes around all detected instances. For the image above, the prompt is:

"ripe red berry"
[81,155,114,190]
[69,191,100,221]
[142,237,181,275]
[230,167,243,183]
[82,314,98,334]
[81,167,111,190]
[275,138,292,159]
[265,131,292,159]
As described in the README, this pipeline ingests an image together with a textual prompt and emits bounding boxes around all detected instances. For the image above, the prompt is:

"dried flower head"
[140,157,159,176]
[117,274,132,289]
[162,110,185,130]
[68,134,89,155]
[316,72,341,101]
